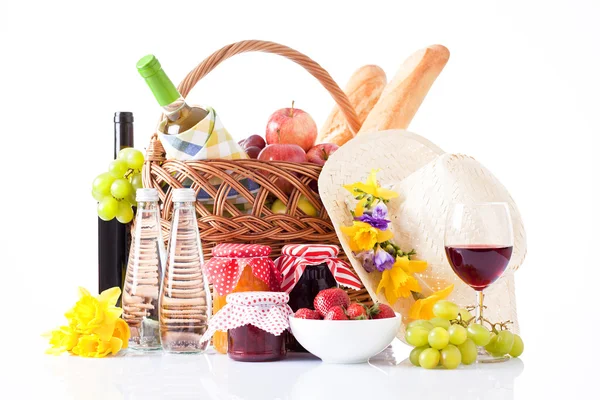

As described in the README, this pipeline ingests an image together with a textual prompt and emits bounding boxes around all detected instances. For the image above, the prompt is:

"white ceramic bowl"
[289,313,401,364]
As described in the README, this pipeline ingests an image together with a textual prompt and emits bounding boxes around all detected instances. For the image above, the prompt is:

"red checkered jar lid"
[203,244,281,296]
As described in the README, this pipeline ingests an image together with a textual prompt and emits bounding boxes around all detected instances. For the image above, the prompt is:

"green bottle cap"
[136,55,180,107]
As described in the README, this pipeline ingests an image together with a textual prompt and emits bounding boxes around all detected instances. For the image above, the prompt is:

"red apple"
[306,143,339,166]
[244,134,266,149]
[258,144,307,193]
[245,146,262,159]
[265,102,317,152]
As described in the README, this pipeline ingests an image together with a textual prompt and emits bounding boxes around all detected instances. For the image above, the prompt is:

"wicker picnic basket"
[142,40,372,305]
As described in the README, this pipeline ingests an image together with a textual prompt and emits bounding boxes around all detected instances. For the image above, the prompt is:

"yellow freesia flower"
[340,221,394,252]
[409,284,455,320]
[72,334,123,358]
[345,170,399,216]
[65,287,123,341]
[45,325,80,355]
[376,257,422,305]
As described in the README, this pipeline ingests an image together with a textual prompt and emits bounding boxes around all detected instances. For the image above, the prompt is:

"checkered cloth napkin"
[157,107,248,161]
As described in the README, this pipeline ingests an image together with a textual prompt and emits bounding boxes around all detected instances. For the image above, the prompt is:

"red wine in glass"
[445,244,513,291]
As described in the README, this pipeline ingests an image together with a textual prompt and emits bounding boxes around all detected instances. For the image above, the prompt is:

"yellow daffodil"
[409,284,455,320]
[376,257,423,305]
[45,325,80,355]
[340,221,394,252]
[65,287,122,341]
[344,170,399,216]
[72,334,123,358]
[46,286,130,358]
[112,318,130,350]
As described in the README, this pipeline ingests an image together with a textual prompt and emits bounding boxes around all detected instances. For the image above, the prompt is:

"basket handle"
[176,40,361,134]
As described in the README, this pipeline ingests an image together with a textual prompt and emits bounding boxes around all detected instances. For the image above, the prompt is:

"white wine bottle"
[137,55,207,135]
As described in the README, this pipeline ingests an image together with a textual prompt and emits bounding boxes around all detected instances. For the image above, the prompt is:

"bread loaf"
[358,45,450,134]
[318,65,387,146]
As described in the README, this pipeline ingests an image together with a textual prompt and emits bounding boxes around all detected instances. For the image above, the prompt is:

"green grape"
[430,317,451,330]
[111,178,133,199]
[458,308,473,321]
[448,324,467,345]
[108,159,129,178]
[409,346,428,367]
[92,190,105,202]
[98,197,119,221]
[418,348,440,369]
[428,327,450,350]
[509,334,524,357]
[485,333,498,354]
[458,338,477,365]
[118,148,135,161]
[125,149,144,170]
[432,300,459,320]
[406,326,430,347]
[116,201,134,224]
[467,323,491,346]
[440,344,462,369]
[407,320,434,331]
[131,173,143,190]
[127,193,137,207]
[494,331,514,355]
[92,172,116,196]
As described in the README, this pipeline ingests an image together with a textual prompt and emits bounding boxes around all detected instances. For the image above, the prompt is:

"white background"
[2,0,599,398]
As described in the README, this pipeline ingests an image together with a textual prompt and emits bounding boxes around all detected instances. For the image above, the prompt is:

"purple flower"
[374,246,395,272]
[355,203,390,230]
[355,250,375,273]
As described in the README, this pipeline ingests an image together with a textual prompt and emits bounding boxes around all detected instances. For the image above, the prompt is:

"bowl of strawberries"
[289,288,400,364]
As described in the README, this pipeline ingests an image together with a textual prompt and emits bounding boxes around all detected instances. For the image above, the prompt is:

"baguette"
[318,65,387,146]
[358,45,450,134]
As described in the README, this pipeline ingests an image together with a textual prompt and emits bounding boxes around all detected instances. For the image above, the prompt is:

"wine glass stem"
[476,291,485,323]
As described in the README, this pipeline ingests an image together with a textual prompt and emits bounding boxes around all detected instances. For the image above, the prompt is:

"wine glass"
[444,202,513,363]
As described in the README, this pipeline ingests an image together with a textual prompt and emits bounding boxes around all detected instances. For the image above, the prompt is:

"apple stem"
[290,100,295,118]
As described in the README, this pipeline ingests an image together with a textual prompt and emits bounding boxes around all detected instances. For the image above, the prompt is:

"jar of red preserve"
[203,244,281,354]
[201,292,293,362]
[275,244,363,351]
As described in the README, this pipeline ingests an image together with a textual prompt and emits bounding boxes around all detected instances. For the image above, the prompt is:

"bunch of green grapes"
[406,300,524,369]
[91,148,144,223]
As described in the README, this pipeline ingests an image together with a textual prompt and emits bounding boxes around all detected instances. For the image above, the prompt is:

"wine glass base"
[477,348,510,363]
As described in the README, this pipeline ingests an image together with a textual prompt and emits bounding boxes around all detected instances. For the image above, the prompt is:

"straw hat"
[319,130,526,340]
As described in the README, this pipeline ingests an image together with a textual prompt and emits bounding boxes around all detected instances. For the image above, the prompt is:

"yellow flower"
[72,334,123,358]
[65,287,122,341]
[112,318,130,350]
[340,221,394,252]
[376,256,424,305]
[409,284,455,320]
[344,170,398,216]
[45,325,80,355]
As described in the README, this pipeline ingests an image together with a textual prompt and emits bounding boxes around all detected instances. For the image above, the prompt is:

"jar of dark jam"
[200,292,292,362]
[228,324,286,362]
[275,244,363,352]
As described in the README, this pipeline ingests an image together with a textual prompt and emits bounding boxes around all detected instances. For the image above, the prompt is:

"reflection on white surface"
[34,340,525,400]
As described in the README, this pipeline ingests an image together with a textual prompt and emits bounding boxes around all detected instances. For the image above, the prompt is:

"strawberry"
[346,303,368,320]
[314,288,351,317]
[324,305,348,320]
[369,303,396,319]
[294,308,321,320]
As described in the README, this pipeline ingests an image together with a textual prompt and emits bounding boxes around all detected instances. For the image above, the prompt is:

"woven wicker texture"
[318,130,526,341]
[143,40,370,304]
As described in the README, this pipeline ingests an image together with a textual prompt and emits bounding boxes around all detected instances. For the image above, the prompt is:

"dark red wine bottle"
[98,112,134,303]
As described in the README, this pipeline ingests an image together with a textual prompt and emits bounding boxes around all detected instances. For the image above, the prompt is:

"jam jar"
[203,244,281,354]
[201,292,293,362]
[275,244,363,351]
